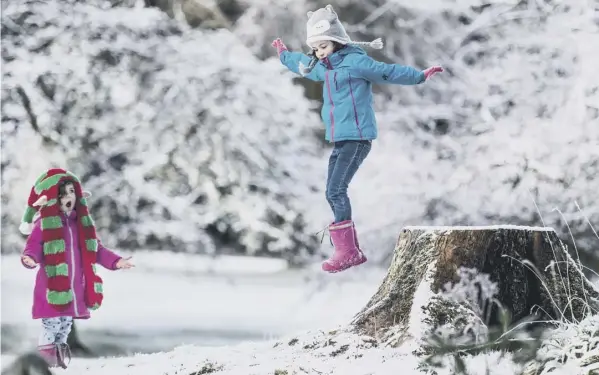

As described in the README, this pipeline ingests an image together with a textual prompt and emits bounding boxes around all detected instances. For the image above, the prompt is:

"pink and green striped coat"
[20,168,119,312]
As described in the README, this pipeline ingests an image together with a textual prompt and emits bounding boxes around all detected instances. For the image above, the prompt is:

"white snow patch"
[407,260,438,342]
[404,225,556,232]
[0,330,526,375]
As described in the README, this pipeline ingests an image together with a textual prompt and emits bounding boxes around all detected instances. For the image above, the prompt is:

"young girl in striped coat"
[20,168,134,368]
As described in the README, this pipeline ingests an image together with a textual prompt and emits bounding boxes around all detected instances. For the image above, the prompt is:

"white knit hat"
[305,5,383,50]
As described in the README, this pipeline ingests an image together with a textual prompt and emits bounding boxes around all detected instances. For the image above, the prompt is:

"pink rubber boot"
[57,343,72,369]
[322,220,367,273]
[37,344,59,368]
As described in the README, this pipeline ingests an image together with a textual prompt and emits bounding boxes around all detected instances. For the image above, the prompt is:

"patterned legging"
[39,317,73,346]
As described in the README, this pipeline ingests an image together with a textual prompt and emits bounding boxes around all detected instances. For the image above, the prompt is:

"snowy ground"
[1,251,386,356]
[2,251,597,374]
[0,312,527,375]
[0,334,525,375]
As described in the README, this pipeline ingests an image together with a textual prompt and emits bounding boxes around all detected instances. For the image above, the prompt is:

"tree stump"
[350,225,599,346]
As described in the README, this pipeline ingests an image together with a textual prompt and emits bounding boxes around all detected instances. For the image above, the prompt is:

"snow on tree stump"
[350,225,599,349]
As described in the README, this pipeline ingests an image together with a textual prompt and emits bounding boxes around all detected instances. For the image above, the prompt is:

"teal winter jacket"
[279,45,425,142]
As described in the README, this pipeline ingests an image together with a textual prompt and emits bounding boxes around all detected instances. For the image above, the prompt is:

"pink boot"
[37,344,59,368]
[57,343,72,369]
[322,220,367,273]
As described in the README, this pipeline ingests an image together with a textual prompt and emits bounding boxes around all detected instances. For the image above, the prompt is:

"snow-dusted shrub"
[421,260,599,375]
[1,0,325,263]
[233,0,599,271]
[419,267,542,374]
[524,314,599,375]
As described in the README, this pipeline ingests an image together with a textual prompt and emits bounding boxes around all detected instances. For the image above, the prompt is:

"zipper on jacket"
[66,213,79,316]
[348,73,363,139]
[325,70,335,142]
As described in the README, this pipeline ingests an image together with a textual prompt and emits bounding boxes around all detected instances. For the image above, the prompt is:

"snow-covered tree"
[3,0,597,271]
[233,0,599,270]
[1,0,327,265]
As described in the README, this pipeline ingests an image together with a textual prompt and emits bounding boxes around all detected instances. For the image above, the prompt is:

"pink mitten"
[423,66,444,80]
[271,38,288,56]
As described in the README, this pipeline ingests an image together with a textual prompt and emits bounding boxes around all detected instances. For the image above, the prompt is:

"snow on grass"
[0,328,532,375]
[14,333,417,375]
[528,314,599,375]
[5,319,591,375]
[403,225,556,232]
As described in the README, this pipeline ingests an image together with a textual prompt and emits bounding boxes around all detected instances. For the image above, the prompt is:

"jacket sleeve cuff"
[111,257,122,270]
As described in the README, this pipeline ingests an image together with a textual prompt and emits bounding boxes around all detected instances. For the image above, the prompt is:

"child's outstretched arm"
[272,38,325,82]
[96,241,134,270]
[352,54,442,85]
[21,220,42,269]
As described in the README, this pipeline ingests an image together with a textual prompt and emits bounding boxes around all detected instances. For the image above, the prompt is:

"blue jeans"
[325,140,372,223]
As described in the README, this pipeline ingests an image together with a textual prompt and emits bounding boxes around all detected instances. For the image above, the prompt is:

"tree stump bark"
[350,225,599,346]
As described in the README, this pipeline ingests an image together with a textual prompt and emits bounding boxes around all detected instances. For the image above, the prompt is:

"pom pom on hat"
[350,38,384,49]
[19,195,49,235]
[19,221,34,235]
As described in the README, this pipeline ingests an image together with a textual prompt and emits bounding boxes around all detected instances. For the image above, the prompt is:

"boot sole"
[322,254,367,273]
